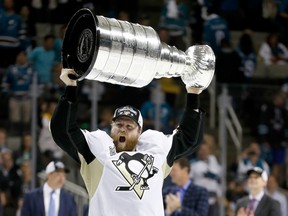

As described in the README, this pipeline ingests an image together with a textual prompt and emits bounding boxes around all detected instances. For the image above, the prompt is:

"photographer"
[237,142,270,182]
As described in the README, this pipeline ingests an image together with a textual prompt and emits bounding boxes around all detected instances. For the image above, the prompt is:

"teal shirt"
[28,47,55,84]
[159,2,190,35]
[54,38,62,63]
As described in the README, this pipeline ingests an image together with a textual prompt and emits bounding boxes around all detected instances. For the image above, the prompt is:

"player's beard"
[112,133,138,152]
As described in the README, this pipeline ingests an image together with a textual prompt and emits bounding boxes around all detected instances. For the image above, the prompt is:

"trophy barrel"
[62,8,162,87]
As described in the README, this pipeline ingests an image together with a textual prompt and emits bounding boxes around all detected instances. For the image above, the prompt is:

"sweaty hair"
[174,158,190,173]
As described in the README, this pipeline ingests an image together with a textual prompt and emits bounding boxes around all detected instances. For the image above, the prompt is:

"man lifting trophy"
[51,8,215,216]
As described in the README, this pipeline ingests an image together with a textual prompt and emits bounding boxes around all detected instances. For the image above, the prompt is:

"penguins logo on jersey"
[113,152,158,199]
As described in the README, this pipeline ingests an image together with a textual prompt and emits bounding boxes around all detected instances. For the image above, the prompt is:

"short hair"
[174,158,190,173]
[44,34,55,41]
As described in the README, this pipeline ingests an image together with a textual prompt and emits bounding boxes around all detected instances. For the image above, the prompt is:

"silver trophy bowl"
[62,8,215,90]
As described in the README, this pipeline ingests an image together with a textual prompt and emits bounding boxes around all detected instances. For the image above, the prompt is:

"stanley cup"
[62,8,215,90]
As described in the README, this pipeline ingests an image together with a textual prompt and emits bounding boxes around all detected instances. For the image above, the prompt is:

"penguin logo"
[112,152,158,199]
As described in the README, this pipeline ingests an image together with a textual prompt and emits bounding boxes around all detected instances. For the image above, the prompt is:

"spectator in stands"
[0,129,8,153]
[237,142,270,182]
[215,38,242,83]
[236,31,257,83]
[276,0,288,46]
[116,0,140,22]
[52,25,66,92]
[0,0,26,80]
[258,32,288,65]
[31,0,57,45]
[202,7,230,56]
[226,179,248,215]
[0,129,7,172]
[53,0,78,25]
[158,27,171,44]
[158,0,190,51]
[14,133,43,172]
[262,0,278,32]
[259,142,273,168]
[21,160,77,216]
[18,160,33,195]
[30,0,57,25]
[14,159,33,215]
[163,158,209,216]
[118,10,130,21]
[98,108,114,134]
[14,133,32,166]
[140,87,173,133]
[257,92,288,185]
[53,24,66,64]
[38,98,63,160]
[2,50,33,134]
[0,148,22,215]
[138,13,151,26]
[41,150,55,168]
[27,34,58,98]
[281,83,288,110]
[266,175,288,216]
[219,0,241,30]
[188,0,203,44]
[197,0,219,21]
[19,5,36,51]
[190,142,222,216]
[235,167,280,216]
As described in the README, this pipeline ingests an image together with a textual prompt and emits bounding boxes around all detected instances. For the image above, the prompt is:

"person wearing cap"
[50,68,205,216]
[20,161,77,216]
[235,167,280,216]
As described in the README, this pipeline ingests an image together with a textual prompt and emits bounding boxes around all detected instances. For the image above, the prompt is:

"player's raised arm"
[166,86,205,166]
[165,43,215,167]
[50,68,95,164]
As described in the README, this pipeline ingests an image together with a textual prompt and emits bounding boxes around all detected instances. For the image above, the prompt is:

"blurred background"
[0,0,288,215]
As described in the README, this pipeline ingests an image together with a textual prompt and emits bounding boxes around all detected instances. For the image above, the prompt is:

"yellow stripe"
[79,153,104,200]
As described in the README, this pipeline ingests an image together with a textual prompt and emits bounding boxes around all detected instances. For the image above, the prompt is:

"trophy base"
[62,9,99,80]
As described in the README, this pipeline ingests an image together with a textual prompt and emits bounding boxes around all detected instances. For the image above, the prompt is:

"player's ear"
[138,127,142,134]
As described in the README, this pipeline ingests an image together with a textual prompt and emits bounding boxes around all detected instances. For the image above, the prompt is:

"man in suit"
[235,166,280,216]
[163,158,209,216]
[20,160,77,216]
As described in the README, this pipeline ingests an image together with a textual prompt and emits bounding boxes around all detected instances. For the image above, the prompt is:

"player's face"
[111,117,141,152]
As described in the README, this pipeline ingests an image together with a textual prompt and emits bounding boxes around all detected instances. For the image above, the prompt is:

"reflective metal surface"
[62,8,215,90]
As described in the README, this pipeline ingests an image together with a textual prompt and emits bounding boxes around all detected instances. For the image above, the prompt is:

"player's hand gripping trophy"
[61,9,215,91]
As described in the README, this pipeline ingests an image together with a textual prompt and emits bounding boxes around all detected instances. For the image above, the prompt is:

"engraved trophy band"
[62,8,215,89]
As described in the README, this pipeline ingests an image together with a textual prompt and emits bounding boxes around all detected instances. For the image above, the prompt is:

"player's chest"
[103,151,163,199]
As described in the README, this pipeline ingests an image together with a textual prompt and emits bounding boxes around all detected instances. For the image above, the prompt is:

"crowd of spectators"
[0,0,288,215]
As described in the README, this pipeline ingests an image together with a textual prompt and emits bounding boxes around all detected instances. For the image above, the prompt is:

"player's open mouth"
[119,136,126,143]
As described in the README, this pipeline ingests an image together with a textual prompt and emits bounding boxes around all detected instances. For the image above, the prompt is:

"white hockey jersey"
[79,129,174,216]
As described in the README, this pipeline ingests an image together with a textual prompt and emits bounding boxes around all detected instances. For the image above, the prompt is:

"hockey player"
[50,68,204,216]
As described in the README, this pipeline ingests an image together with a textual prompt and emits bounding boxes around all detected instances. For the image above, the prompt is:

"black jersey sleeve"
[166,93,205,166]
[50,86,95,164]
